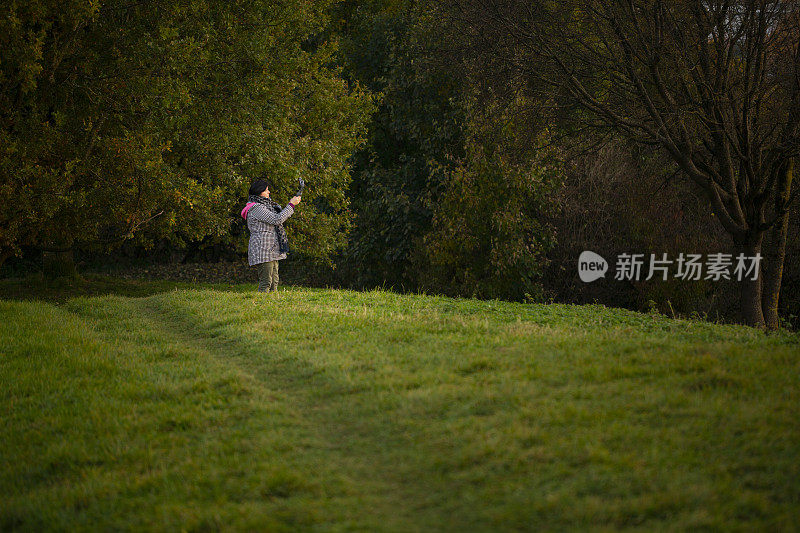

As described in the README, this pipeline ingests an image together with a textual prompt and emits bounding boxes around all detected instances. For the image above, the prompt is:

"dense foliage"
[330,1,466,290]
[0,0,372,268]
[333,1,562,300]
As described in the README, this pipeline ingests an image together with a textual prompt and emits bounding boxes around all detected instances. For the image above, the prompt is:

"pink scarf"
[241,202,257,219]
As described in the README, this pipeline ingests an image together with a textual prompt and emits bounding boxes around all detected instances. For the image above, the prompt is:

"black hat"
[248,179,270,197]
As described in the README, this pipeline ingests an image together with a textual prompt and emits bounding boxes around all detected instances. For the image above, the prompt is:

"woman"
[241,179,301,292]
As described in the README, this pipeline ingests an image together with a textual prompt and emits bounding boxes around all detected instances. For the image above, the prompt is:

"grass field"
[1,279,799,531]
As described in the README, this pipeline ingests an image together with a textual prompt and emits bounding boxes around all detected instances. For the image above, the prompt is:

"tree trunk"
[40,225,78,278]
[736,236,766,329]
[0,249,11,272]
[761,158,793,331]
[42,248,77,278]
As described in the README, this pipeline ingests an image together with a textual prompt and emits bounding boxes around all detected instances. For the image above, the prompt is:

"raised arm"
[249,203,295,225]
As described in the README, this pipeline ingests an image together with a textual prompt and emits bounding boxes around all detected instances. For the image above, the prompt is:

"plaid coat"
[246,202,294,266]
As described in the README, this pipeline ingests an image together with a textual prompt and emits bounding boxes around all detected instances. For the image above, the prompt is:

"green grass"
[0,273,250,302]
[1,281,799,531]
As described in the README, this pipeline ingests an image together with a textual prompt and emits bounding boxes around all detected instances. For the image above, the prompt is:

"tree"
[329,0,562,299]
[421,122,562,301]
[0,0,372,274]
[447,0,799,329]
[332,0,467,290]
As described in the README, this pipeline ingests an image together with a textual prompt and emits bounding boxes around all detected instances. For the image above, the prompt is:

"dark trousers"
[256,260,279,292]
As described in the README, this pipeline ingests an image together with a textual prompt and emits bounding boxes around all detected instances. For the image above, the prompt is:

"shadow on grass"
[0,273,255,303]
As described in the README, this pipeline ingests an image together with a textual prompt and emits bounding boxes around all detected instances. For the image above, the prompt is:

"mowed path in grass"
[1,287,799,531]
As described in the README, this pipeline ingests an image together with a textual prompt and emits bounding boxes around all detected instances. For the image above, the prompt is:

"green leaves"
[0,0,372,264]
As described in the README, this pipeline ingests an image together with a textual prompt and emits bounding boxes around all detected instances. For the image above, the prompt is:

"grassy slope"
[1,285,799,531]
